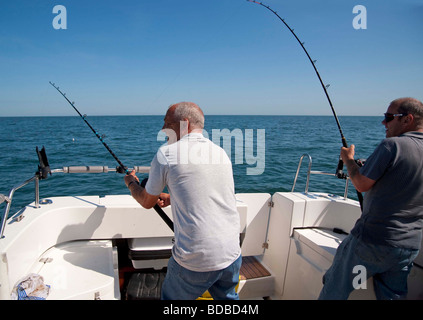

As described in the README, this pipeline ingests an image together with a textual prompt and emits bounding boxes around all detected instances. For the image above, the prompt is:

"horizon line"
[0,114,381,118]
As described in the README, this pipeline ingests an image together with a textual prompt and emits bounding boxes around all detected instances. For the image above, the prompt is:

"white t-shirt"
[145,133,241,272]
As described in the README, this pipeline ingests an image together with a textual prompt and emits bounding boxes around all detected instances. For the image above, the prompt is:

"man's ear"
[404,113,413,124]
[403,114,416,131]
[180,119,190,134]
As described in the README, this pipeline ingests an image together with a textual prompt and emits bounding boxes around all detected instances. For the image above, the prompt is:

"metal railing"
[0,166,150,239]
[291,154,350,199]
[2,156,352,239]
[0,176,39,239]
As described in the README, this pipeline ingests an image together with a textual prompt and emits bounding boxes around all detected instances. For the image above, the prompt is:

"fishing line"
[247,1,363,207]
[49,82,127,173]
[49,81,174,231]
[247,1,347,149]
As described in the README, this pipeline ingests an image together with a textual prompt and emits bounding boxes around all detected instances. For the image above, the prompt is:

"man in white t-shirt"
[124,102,242,300]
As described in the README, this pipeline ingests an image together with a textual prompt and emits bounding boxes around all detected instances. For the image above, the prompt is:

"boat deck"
[240,256,271,280]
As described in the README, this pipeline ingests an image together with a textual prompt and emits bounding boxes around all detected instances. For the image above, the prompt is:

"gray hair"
[394,97,423,128]
[172,102,205,129]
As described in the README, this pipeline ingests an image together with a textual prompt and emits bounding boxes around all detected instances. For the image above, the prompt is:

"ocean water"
[0,115,385,219]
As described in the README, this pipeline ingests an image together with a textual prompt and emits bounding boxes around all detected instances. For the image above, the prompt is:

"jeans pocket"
[354,239,386,264]
[179,267,215,285]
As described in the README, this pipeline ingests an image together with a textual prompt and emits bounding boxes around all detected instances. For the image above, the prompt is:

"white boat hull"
[1,192,422,300]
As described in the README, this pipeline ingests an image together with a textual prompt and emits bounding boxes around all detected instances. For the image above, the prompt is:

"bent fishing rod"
[49,81,174,231]
[247,1,363,207]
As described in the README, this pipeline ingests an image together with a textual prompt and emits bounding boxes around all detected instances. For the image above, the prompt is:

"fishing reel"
[355,158,366,167]
[36,146,51,180]
[336,157,347,180]
[116,165,128,174]
[335,158,366,179]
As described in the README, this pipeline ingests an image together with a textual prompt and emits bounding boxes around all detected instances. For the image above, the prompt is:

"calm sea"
[0,115,385,219]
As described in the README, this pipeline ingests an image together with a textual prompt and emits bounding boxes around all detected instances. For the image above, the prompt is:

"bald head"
[168,102,205,130]
[162,102,205,143]
[391,97,423,130]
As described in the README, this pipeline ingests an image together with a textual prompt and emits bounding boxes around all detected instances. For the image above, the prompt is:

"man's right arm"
[125,170,161,209]
[341,145,376,193]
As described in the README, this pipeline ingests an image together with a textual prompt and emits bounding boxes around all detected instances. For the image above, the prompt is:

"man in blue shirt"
[319,97,423,299]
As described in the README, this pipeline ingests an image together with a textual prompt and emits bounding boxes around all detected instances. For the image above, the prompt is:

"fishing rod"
[49,81,174,231]
[247,1,363,207]
[49,82,127,173]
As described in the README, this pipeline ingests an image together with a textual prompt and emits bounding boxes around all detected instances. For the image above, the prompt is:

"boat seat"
[289,227,376,299]
[30,240,120,300]
[280,228,347,299]
[128,237,173,270]
[293,228,347,262]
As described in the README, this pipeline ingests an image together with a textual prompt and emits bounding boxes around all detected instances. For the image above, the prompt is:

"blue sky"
[0,0,422,116]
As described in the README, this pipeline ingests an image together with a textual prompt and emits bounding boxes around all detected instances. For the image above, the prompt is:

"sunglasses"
[384,113,407,123]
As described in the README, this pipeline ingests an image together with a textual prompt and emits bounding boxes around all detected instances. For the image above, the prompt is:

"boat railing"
[291,154,350,199]
[0,166,150,239]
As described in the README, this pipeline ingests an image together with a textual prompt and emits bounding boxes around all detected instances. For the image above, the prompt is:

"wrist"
[127,180,137,188]
[345,159,359,178]
[345,158,357,167]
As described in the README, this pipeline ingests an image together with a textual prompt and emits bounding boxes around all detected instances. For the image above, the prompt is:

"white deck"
[32,240,120,300]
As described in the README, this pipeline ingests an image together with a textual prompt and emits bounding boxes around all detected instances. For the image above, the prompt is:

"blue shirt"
[351,132,423,249]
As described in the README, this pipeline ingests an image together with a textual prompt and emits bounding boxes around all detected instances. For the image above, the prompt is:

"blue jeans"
[161,255,242,300]
[318,234,419,300]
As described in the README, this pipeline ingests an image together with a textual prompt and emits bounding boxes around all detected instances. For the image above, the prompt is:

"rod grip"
[336,136,348,179]
[336,157,345,179]
[63,166,109,173]
[134,166,150,173]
